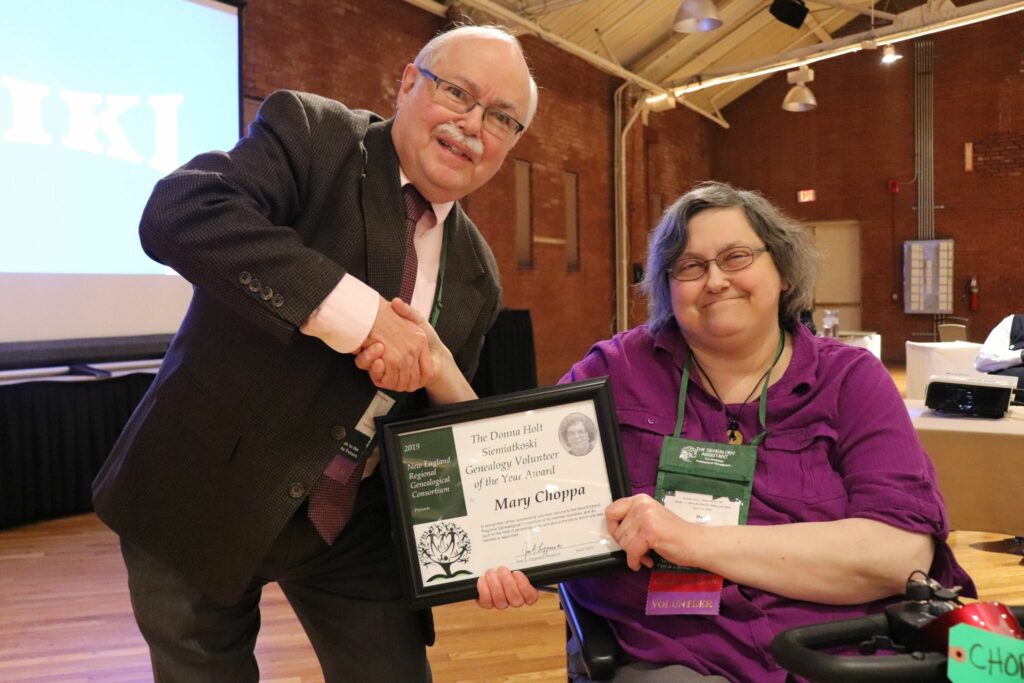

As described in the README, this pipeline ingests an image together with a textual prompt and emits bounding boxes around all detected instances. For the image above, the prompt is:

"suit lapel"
[360,119,405,301]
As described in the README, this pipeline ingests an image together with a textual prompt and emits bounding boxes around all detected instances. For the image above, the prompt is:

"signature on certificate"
[518,540,564,561]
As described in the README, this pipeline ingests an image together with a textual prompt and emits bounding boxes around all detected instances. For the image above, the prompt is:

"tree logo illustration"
[417,521,473,582]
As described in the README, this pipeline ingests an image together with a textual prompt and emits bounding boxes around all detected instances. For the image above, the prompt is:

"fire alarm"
[887,179,900,194]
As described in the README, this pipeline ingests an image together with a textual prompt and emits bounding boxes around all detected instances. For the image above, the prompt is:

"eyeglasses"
[668,246,769,281]
[417,66,526,140]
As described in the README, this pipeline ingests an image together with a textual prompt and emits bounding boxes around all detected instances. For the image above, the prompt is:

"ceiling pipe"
[646,0,1024,106]
[517,0,591,14]
[614,83,645,333]
[704,8,845,109]
[449,0,730,128]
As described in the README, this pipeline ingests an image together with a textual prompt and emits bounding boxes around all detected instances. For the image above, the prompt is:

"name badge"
[645,436,756,616]
[338,391,397,463]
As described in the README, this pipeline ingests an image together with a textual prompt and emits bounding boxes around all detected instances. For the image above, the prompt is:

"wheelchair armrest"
[557,583,619,681]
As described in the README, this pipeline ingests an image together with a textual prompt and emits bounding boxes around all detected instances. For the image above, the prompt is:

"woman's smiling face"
[670,207,785,346]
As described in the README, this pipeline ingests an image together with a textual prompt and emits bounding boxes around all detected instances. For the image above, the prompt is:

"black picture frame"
[376,377,629,608]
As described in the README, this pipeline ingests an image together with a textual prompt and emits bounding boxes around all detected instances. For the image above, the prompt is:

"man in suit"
[93,25,537,682]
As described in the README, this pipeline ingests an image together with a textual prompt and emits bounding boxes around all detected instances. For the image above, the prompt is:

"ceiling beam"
[442,0,730,127]
[809,0,897,22]
[646,0,1024,106]
[402,0,447,17]
[803,12,835,42]
[629,0,764,81]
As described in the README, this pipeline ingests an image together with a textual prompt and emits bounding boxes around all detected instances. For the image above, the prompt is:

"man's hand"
[475,567,539,609]
[356,297,432,392]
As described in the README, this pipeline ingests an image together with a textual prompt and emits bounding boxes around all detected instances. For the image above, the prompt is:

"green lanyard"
[672,330,785,448]
[427,217,449,328]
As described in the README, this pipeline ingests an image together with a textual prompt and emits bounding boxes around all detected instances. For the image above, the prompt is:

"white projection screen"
[0,0,243,367]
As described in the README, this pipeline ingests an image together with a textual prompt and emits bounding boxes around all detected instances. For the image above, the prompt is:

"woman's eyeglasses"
[668,246,769,282]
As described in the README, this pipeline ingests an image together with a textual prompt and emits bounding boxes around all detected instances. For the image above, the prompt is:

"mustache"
[434,122,484,157]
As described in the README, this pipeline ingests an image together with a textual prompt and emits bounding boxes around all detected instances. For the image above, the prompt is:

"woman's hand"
[606,493,704,571]
[475,567,539,609]
[355,298,476,404]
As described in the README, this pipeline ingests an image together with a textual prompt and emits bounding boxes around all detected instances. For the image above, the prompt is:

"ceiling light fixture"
[782,65,817,112]
[881,44,903,64]
[673,0,723,32]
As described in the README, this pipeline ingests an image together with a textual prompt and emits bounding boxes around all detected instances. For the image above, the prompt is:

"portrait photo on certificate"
[376,378,630,607]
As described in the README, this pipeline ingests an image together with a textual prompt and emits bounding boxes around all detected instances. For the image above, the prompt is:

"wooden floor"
[1,515,1021,682]
[2,365,1021,682]
[0,513,568,683]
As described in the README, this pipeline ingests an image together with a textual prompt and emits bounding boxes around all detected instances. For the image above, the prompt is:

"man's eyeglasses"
[668,246,769,282]
[417,66,525,140]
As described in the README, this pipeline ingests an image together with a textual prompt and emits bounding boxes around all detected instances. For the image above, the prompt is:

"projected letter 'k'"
[58,90,184,172]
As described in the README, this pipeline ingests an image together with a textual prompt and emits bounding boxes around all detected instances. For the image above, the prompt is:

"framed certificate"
[376,377,629,607]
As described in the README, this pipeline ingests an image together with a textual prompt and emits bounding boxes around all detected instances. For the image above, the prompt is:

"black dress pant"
[120,473,432,683]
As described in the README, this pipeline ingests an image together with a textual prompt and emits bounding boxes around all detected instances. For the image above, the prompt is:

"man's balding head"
[392,25,536,203]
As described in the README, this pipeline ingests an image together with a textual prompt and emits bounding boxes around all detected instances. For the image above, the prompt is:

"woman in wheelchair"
[478,182,975,682]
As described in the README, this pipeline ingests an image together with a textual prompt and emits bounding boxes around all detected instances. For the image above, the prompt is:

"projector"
[924,374,1015,418]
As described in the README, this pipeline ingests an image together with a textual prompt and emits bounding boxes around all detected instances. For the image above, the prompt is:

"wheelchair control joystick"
[883,571,964,654]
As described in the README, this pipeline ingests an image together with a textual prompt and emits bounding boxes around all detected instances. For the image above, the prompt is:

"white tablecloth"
[904,341,986,400]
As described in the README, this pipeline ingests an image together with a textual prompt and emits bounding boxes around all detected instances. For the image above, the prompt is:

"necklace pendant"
[727,428,743,445]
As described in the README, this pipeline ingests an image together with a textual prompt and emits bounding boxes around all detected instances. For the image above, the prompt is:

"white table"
[904,341,986,400]
[905,399,1024,536]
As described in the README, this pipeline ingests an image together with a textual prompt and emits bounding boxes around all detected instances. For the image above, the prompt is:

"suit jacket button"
[239,271,252,285]
[288,482,306,499]
[271,293,285,308]
[260,286,274,301]
[248,277,261,293]
[332,425,347,440]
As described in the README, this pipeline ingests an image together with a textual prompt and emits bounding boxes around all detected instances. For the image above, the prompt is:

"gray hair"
[641,181,820,331]
[414,25,539,128]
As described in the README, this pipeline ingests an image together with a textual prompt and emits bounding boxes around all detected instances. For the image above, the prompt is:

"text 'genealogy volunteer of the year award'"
[377,378,629,607]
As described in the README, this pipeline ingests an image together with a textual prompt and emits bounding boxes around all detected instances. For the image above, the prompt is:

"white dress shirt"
[300,169,453,353]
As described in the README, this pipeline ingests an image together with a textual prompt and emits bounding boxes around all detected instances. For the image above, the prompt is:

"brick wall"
[709,14,1024,360]
[473,37,618,386]
[243,0,1023,375]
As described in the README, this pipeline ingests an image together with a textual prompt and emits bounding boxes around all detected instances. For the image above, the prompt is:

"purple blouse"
[562,322,975,683]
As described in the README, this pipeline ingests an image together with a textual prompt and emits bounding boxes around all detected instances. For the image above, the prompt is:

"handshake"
[335,296,478,409]
[354,297,448,394]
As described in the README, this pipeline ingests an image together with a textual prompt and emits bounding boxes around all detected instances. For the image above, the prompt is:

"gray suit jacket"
[93,91,501,604]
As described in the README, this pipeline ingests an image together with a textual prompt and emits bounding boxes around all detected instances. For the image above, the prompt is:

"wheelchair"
[558,575,1023,682]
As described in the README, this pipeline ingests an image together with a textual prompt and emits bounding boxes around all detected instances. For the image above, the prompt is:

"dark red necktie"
[307,184,431,545]
[398,184,430,303]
